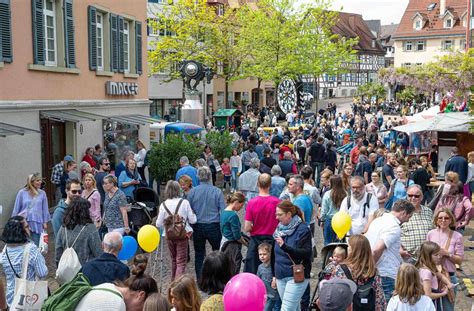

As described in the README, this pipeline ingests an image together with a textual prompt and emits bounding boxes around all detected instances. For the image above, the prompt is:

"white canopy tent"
[394,112,471,134]
[404,105,440,123]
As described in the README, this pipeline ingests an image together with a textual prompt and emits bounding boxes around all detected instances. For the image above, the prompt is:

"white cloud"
[296,0,409,25]
[330,0,409,24]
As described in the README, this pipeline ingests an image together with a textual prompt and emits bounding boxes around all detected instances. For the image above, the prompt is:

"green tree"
[148,134,201,182]
[205,131,233,162]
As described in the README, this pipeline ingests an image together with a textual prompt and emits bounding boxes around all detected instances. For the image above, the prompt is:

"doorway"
[41,119,66,206]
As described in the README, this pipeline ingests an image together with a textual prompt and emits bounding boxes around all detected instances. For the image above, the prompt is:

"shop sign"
[106,81,139,96]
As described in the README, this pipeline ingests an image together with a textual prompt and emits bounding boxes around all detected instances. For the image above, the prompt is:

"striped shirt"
[0,243,48,305]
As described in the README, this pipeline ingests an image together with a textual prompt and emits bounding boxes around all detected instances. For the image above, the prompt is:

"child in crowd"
[320,246,347,280]
[257,243,279,311]
[230,149,242,192]
[415,241,452,307]
[143,293,171,311]
[132,253,148,271]
[220,192,246,275]
[168,274,201,311]
[221,158,232,191]
[386,263,435,311]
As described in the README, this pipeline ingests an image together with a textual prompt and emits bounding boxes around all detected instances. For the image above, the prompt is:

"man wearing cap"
[51,155,73,204]
[317,278,357,311]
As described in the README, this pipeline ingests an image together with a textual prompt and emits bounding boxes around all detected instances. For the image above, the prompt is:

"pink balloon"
[223,273,266,311]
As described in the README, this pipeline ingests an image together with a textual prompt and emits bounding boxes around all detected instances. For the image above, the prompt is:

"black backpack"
[347,192,372,218]
[340,264,376,311]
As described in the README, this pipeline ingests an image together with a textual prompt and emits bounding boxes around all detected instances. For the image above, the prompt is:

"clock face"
[278,79,297,114]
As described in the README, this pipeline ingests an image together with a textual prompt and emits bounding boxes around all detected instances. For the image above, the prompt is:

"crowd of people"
[2,102,474,311]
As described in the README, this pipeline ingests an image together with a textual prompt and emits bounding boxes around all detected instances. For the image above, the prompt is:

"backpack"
[56,226,86,285]
[340,264,376,311]
[163,199,187,240]
[42,273,122,311]
[347,192,373,218]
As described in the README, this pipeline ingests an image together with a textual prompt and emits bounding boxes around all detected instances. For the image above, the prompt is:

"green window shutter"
[63,0,75,68]
[87,5,96,70]
[135,21,142,75]
[118,15,124,73]
[110,13,118,72]
[31,0,45,65]
[0,0,12,63]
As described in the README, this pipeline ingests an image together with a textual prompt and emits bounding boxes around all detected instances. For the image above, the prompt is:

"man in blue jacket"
[81,232,130,286]
[51,179,82,237]
[445,147,468,184]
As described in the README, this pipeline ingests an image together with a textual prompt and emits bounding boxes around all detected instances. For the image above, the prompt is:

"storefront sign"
[106,81,139,96]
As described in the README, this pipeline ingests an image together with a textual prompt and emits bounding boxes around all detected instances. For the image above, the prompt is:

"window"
[460,39,466,50]
[103,120,138,169]
[462,16,467,27]
[402,63,412,67]
[88,6,142,75]
[0,0,13,63]
[96,13,104,70]
[31,0,75,68]
[43,0,57,66]
[444,18,452,28]
[123,21,130,73]
[416,40,425,51]
[414,19,422,30]
[442,40,453,50]
[404,41,413,51]
[217,61,223,74]
[217,4,224,16]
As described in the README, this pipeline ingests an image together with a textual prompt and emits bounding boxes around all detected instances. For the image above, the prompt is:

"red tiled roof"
[332,12,385,55]
[394,0,467,39]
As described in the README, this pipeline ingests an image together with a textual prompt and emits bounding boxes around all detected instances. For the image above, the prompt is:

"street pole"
[203,79,206,124]
[467,0,471,50]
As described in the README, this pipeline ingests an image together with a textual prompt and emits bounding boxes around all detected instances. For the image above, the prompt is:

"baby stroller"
[310,242,348,310]
[127,187,159,237]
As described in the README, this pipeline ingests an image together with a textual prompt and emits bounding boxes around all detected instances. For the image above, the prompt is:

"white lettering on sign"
[106,81,139,96]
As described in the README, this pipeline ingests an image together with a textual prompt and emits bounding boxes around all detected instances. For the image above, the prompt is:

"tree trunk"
[225,79,229,109]
[256,78,262,109]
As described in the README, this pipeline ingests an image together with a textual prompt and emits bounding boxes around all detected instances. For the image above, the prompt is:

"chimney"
[440,0,446,15]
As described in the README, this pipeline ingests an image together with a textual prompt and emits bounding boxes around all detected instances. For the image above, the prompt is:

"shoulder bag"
[7,244,48,310]
[286,253,305,283]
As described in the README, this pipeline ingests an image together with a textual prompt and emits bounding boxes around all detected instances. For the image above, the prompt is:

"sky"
[312,0,410,25]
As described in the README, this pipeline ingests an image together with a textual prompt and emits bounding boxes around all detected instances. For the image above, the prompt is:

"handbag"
[7,244,48,310]
[438,230,455,303]
[287,253,305,283]
[213,159,222,172]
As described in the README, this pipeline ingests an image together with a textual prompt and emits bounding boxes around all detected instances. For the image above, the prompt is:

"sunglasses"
[438,216,450,220]
[71,189,83,195]
[102,163,110,166]
[407,194,421,198]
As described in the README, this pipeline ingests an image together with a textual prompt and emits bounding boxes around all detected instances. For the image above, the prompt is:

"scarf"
[126,168,140,181]
[273,215,302,239]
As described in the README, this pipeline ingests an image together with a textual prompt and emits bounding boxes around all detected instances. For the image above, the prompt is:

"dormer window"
[444,18,453,28]
[414,19,422,30]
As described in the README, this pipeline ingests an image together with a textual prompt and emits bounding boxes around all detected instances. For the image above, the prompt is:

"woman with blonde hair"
[327,234,386,310]
[426,208,463,311]
[178,175,193,199]
[435,181,472,233]
[12,173,50,246]
[386,263,435,310]
[82,173,101,227]
[168,274,201,311]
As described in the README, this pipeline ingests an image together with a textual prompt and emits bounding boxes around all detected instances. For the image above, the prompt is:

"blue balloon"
[118,236,138,260]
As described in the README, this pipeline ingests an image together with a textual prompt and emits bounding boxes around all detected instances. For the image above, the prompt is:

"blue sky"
[329,0,410,24]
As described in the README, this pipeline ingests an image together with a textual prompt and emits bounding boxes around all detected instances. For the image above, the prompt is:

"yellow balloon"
[137,225,160,252]
[331,211,352,240]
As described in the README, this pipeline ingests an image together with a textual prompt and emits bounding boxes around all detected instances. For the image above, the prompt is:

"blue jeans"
[231,167,239,190]
[276,277,309,311]
[380,276,395,303]
[265,295,281,311]
[191,223,222,280]
[323,218,338,246]
[311,162,325,188]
